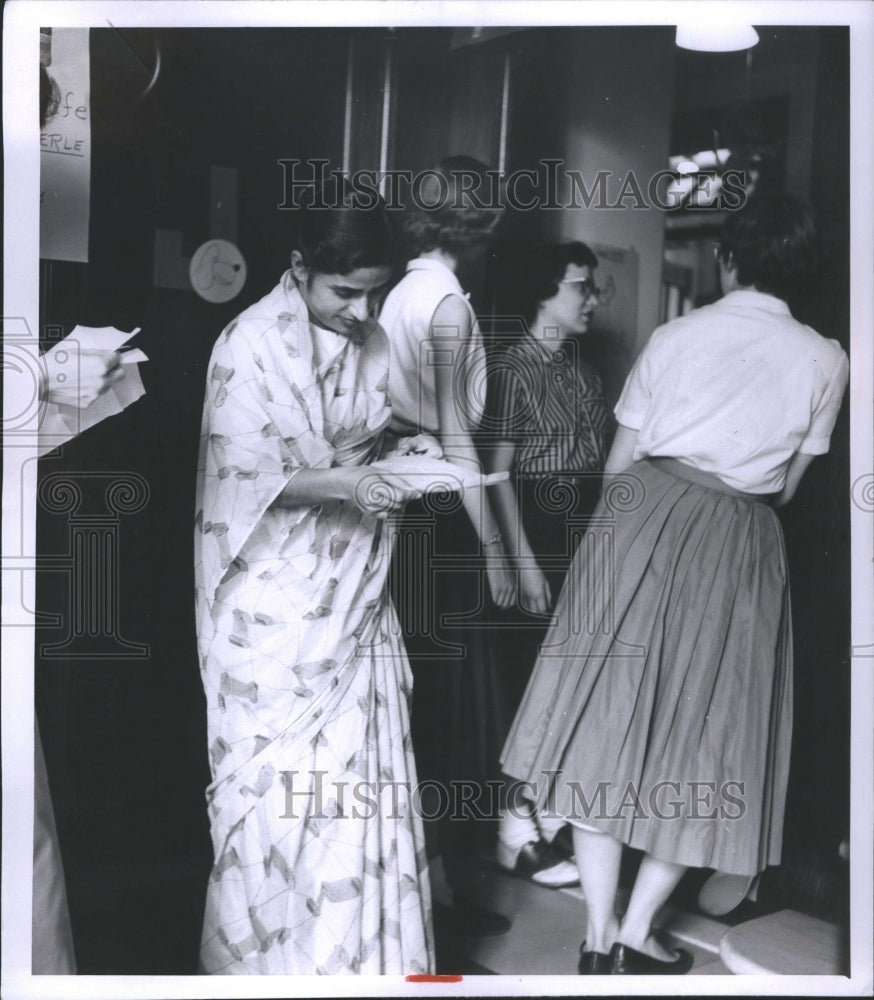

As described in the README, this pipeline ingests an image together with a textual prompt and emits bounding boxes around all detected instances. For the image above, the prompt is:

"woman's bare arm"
[486,438,551,613]
[603,423,639,477]
[773,452,816,508]
[273,465,419,517]
[431,294,515,607]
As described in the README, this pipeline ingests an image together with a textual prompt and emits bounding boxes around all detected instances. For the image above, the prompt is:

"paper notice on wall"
[40,28,91,262]
[589,244,639,351]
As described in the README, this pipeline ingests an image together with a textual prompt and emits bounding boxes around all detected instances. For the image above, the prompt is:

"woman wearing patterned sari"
[194,188,434,974]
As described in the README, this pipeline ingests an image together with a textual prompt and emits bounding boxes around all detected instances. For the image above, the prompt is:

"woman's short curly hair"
[717,193,820,301]
[508,241,599,326]
[401,156,503,256]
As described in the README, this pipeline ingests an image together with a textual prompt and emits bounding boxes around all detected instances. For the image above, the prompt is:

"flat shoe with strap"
[610,941,693,975]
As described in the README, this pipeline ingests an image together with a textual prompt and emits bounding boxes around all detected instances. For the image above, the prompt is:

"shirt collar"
[279,269,373,353]
[406,257,459,279]
[405,257,471,302]
[523,330,569,361]
[721,289,791,315]
[280,270,310,320]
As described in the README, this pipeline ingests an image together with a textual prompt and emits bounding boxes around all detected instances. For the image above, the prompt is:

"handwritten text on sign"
[40,29,91,262]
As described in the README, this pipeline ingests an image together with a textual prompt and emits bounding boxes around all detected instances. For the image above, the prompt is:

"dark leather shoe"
[433,893,512,938]
[496,838,579,887]
[497,837,555,873]
[549,824,575,861]
[578,942,611,974]
[610,940,694,975]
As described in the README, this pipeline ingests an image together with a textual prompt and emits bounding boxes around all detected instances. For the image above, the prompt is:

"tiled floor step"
[719,909,845,975]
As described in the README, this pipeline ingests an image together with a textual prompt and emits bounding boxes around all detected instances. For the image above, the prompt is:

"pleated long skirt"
[500,459,793,877]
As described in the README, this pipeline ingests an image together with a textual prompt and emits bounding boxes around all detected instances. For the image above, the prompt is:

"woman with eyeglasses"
[484,241,612,888]
[500,195,848,975]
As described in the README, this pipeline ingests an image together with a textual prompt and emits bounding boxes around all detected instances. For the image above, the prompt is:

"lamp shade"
[675,23,759,52]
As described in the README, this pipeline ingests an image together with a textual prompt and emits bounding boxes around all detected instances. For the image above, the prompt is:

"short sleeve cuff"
[613,405,645,430]
[797,435,831,456]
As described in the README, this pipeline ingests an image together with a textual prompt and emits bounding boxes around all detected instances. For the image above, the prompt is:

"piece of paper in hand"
[38,325,148,457]
[120,348,149,364]
[50,324,141,353]
[369,454,508,493]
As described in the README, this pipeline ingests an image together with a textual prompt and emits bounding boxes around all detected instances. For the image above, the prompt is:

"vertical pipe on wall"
[498,50,512,175]
[378,31,395,195]
[342,36,355,174]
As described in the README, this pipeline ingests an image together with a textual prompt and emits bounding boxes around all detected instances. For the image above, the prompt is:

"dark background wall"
[35,25,850,973]
[37,27,358,970]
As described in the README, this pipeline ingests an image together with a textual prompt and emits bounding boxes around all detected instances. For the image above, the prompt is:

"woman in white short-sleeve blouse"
[615,287,847,494]
[500,194,849,976]
[379,158,516,936]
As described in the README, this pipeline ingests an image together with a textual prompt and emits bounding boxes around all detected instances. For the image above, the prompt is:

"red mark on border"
[406,974,464,983]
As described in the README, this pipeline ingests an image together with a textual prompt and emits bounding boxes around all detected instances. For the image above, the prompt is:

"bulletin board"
[588,243,639,352]
[585,243,640,407]
[40,28,91,262]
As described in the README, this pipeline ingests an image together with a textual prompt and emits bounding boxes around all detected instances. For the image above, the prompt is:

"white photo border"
[3,2,873,997]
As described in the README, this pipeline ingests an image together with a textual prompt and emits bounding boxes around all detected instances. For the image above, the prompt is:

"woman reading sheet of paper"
[194,184,435,974]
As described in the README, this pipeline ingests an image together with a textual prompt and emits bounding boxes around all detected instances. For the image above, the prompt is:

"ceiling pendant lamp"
[675,23,759,52]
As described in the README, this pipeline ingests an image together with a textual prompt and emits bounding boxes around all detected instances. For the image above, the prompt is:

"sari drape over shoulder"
[194,273,433,975]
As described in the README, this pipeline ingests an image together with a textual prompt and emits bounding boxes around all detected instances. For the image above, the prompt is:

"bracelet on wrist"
[483,532,503,549]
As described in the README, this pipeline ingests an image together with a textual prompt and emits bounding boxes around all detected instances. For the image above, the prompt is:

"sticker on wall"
[189,239,247,303]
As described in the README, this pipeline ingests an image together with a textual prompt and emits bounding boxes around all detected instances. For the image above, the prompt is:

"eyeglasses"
[560,278,601,302]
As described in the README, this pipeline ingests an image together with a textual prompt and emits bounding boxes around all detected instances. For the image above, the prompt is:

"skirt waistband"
[644,457,776,504]
[517,472,603,486]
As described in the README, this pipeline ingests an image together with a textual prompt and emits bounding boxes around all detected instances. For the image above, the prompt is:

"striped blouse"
[485,334,611,479]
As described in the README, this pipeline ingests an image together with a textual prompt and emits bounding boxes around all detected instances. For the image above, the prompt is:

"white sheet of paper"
[38,325,147,456]
[45,323,141,354]
[370,454,508,492]
[120,348,149,364]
